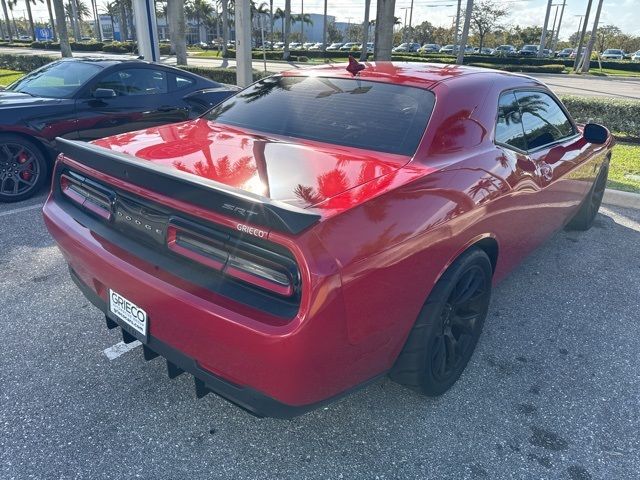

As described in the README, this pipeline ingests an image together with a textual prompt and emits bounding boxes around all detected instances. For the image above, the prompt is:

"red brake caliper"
[18,151,32,181]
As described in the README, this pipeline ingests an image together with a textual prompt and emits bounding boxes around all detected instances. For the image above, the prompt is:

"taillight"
[167,221,296,297]
[60,173,112,220]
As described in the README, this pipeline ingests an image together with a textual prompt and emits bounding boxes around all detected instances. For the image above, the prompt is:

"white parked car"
[339,42,360,51]
[289,42,302,50]
[601,49,625,60]
[632,51,640,62]
[308,42,324,50]
[326,42,343,51]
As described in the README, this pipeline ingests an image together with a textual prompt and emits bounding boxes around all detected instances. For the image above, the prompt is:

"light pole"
[580,0,604,72]
[552,0,566,52]
[574,15,584,49]
[401,7,409,42]
[538,0,553,57]
[573,0,593,71]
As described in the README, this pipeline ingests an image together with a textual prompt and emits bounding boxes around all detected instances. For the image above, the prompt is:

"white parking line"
[103,341,142,360]
[0,203,43,218]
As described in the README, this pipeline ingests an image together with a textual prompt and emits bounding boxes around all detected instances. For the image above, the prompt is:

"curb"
[603,188,640,209]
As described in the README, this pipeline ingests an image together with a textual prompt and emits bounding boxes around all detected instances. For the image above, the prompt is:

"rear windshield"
[205,75,435,156]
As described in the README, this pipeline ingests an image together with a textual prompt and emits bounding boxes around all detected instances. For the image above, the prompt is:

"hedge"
[0,53,53,72]
[560,96,640,139]
[468,62,566,74]
[176,65,270,84]
[30,41,105,51]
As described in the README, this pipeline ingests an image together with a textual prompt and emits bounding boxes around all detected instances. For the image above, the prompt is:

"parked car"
[308,42,324,50]
[418,43,441,54]
[326,42,343,51]
[439,44,455,54]
[519,44,539,57]
[339,42,360,51]
[43,62,613,418]
[289,42,303,50]
[302,42,315,49]
[393,42,421,53]
[273,42,285,49]
[632,50,640,62]
[494,45,517,56]
[0,58,239,202]
[363,42,374,53]
[473,47,493,55]
[557,48,574,58]
[601,49,625,60]
[18,35,31,41]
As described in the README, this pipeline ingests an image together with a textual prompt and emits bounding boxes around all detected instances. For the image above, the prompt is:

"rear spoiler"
[55,138,321,235]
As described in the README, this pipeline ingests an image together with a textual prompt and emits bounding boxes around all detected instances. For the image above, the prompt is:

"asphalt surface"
[0,190,639,480]
[1,46,639,99]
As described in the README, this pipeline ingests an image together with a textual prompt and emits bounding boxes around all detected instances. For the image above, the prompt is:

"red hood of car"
[92,119,414,210]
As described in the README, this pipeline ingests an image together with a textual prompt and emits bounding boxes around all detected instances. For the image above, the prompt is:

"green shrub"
[159,44,171,55]
[0,53,53,72]
[31,41,104,51]
[560,96,640,139]
[102,41,137,54]
[468,63,566,74]
[176,65,270,85]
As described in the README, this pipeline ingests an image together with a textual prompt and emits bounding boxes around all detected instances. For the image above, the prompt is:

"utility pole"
[322,0,327,52]
[573,15,584,49]
[580,0,603,72]
[552,0,566,52]
[573,0,593,71]
[548,4,559,50]
[300,0,304,42]
[454,0,462,48]
[537,0,553,57]
[456,0,473,65]
[401,7,409,42]
[235,0,253,87]
[360,0,371,61]
[409,0,414,30]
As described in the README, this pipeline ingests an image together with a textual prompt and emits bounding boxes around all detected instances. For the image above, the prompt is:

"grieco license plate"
[109,289,148,340]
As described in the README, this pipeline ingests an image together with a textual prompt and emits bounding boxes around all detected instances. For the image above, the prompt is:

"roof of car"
[56,57,150,68]
[281,61,526,90]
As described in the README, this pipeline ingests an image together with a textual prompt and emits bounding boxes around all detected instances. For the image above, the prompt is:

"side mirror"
[583,123,608,145]
[93,88,117,99]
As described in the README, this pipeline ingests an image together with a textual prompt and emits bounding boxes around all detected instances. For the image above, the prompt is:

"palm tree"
[221,0,229,56]
[251,1,268,47]
[292,12,312,42]
[10,0,37,40]
[186,0,213,43]
[43,0,56,40]
[167,0,187,64]
[282,0,290,60]
[53,0,71,55]
[90,0,101,40]
[360,0,371,61]
[66,0,90,40]
[102,1,117,40]
[1,0,13,40]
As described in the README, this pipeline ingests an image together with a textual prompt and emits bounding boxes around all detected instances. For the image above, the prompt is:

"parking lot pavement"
[1,198,638,480]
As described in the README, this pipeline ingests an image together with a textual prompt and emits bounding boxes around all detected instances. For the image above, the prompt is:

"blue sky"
[27,0,639,38]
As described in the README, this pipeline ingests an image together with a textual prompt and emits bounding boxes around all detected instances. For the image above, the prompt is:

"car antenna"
[346,55,365,76]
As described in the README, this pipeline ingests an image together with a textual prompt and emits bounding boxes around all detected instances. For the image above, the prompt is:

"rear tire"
[565,163,608,231]
[0,134,49,203]
[390,248,492,396]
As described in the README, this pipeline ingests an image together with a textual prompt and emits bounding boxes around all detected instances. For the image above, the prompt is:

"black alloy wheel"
[0,135,48,202]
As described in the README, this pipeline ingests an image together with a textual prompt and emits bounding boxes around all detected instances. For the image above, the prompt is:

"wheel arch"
[0,130,56,163]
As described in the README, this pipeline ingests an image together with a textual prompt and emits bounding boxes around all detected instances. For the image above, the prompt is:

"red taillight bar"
[60,173,112,221]
[167,222,294,297]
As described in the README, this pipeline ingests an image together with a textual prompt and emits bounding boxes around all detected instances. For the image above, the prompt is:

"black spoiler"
[55,138,321,235]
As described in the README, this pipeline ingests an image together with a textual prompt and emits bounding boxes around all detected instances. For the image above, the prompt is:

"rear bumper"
[68,268,343,419]
[43,196,386,417]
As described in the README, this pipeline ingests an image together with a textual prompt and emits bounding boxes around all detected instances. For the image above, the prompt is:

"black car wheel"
[0,135,49,203]
[565,163,608,231]
[390,248,492,396]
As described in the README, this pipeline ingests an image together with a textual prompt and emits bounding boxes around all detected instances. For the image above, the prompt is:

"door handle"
[157,105,175,112]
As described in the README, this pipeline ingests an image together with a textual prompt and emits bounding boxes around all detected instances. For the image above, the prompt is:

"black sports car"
[0,58,239,202]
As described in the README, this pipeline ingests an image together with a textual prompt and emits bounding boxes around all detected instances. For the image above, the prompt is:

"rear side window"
[95,68,168,96]
[205,76,435,155]
[515,91,574,150]
[175,74,195,89]
[495,92,528,151]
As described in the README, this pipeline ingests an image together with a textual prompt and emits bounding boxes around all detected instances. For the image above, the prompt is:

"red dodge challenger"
[43,62,613,417]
